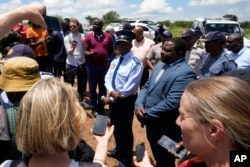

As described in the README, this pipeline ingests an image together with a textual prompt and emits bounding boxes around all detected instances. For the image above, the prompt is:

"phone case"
[44,16,62,31]
[136,142,145,162]
[157,135,187,159]
[92,115,108,136]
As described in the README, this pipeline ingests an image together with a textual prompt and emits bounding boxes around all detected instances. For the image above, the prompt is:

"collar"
[167,58,185,67]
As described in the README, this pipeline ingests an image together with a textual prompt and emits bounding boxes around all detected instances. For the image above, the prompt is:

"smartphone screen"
[157,135,187,159]
[92,115,108,136]
[44,15,62,31]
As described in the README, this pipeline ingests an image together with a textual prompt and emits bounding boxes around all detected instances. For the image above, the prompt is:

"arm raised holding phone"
[0,3,47,38]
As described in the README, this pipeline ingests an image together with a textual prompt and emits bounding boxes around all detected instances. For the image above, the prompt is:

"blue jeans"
[86,65,107,113]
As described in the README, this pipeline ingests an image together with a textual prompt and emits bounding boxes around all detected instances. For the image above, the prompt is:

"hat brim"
[162,34,172,38]
[0,75,40,92]
[200,38,212,42]
[117,39,131,43]
[181,34,192,38]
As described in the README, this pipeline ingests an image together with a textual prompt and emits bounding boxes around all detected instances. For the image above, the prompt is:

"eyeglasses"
[70,25,77,28]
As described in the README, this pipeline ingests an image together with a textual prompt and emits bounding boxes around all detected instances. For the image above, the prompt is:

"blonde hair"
[70,18,79,26]
[183,76,250,150]
[16,78,86,155]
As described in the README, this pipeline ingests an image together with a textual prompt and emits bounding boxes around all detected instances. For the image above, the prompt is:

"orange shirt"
[26,27,48,57]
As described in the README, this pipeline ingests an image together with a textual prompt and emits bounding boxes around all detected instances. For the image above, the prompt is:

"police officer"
[200,31,237,78]
[103,30,144,167]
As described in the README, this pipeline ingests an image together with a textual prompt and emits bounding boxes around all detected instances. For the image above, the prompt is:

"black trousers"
[36,56,52,73]
[109,95,137,166]
[0,140,10,163]
[53,61,66,79]
[146,118,181,167]
[140,68,149,89]
[65,64,87,101]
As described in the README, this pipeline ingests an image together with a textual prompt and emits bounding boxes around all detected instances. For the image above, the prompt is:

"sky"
[0,0,250,25]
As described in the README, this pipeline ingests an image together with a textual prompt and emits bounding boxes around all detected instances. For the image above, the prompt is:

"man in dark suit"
[134,38,197,167]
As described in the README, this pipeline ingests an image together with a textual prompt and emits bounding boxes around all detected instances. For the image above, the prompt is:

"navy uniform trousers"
[109,94,137,166]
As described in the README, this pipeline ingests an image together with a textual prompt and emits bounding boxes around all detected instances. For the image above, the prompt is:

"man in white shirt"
[64,18,87,102]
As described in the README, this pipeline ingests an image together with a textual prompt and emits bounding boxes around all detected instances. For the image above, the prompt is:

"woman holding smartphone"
[134,76,250,167]
[0,78,114,167]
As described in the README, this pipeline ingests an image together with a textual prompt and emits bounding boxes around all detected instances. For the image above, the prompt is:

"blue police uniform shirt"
[229,46,250,70]
[200,48,237,78]
[105,52,143,97]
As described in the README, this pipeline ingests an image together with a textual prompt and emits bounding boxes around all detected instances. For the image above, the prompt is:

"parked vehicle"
[193,18,250,47]
[107,23,122,32]
[193,18,243,35]
[130,22,156,40]
[125,18,158,30]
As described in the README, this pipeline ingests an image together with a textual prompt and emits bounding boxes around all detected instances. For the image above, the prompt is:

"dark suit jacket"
[135,58,197,121]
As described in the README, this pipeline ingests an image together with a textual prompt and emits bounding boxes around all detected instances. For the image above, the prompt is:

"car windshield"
[147,24,157,30]
[110,23,120,27]
[205,23,241,35]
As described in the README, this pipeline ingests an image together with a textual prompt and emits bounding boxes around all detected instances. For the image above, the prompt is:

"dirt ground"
[81,97,155,167]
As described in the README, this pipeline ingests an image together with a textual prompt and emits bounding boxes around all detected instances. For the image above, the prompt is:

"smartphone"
[157,135,187,159]
[92,115,108,136]
[44,15,62,31]
[135,142,145,162]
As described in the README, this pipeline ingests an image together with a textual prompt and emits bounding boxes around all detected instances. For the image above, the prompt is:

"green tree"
[156,20,171,27]
[54,15,63,23]
[223,14,238,21]
[85,15,99,25]
[102,10,121,25]
[172,21,192,28]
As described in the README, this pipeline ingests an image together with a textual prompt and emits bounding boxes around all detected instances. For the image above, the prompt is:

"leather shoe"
[80,101,93,109]
[91,110,98,118]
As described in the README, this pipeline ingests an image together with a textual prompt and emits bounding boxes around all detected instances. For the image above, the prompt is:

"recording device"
[72,40,77,45]
[92,115,108,136]
[157,135,187,159]
[43,15,62,31]
[135,142,145,162]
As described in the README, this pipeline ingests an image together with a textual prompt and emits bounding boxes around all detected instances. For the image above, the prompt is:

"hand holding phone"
[157,135,187,159]
[135,142,145,162]
[92,115,108,136]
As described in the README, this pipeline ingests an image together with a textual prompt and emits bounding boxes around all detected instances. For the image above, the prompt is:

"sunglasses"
[70,25,77,28]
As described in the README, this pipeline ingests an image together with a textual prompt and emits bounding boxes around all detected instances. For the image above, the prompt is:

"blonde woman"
[0,78,113,167]
[134,77,250,167]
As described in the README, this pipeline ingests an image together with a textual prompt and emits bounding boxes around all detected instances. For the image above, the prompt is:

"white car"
[130,23,156,40]
[126,19,158,30]
[107,23,122,32]
[193,18,250,48]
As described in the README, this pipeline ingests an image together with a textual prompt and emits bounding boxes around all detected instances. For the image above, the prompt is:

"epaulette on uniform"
[223,51,234,61]
[131,56,141,64]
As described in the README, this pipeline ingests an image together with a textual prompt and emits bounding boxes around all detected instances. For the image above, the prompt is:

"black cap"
[122,22,132,31]
[201,31,226,42]
[116,30,135,43]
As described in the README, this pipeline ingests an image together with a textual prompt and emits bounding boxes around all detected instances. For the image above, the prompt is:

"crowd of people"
[0,3,250,167]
